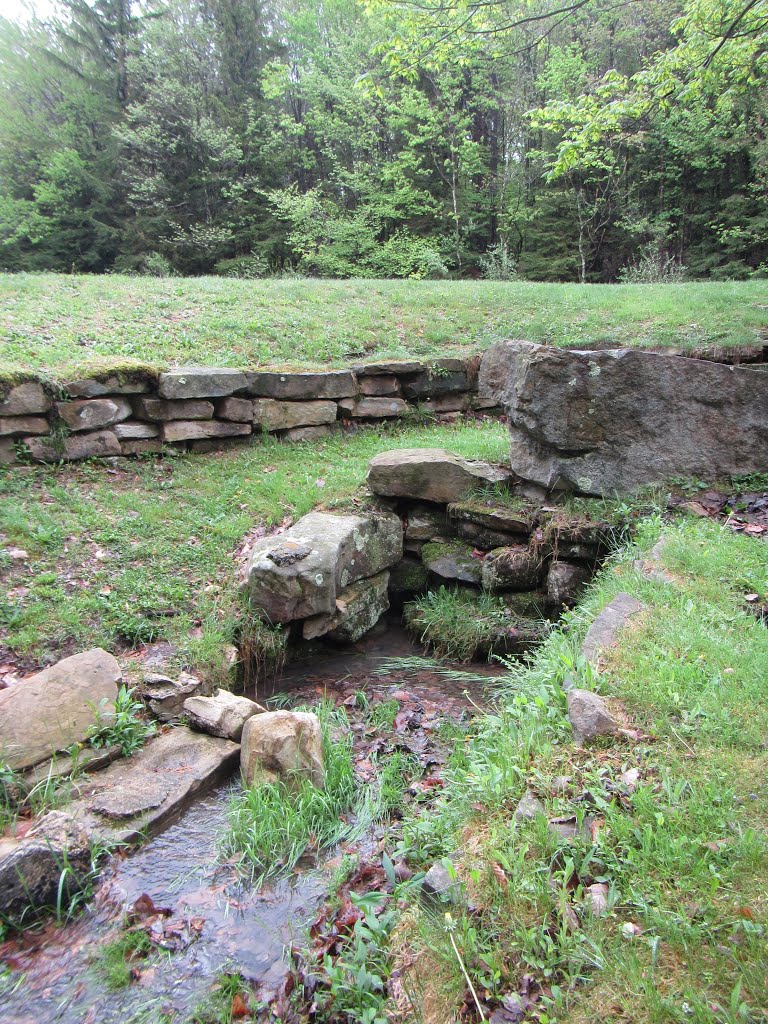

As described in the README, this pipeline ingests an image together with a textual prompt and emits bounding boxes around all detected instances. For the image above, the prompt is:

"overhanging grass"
[0,274,765,380]
[392,515,768,1022]
[0,419,508,675]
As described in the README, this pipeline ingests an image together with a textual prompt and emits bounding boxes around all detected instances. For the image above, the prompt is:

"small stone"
[584,882,609,916]
[337,397,410,419]
[252,398,337,431]
[184,689,264,741]
[422,540,482,585]
[513,789,545,822]
[358,375,399,396]
[267,542,313,566]
[417,393,470,414]
[421,860,461,903]
[159,367,249,399]
[401,363,468,398]
[141,671,210,722]
[112,421,160,440]
[121,439,164,456]
[57,397,132,432]
[405,503,448,542]
[567,688,619,744]
[354,360,425,376]
[0,383,51,415]
[64,376,151,398]
[546,561,592,607]
[216,397,254,422]
[241,710,324,790]
[0,437,16,464]
[280,425,334,442]
[133,397,215,421]
[0,415,49,437]
[162,420,251,442]
[482,545,543,592]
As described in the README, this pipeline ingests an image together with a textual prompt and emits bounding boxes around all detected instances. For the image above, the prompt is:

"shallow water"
[0,622,495,1023]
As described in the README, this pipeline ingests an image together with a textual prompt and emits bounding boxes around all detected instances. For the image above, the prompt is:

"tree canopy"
[0,0,765,280]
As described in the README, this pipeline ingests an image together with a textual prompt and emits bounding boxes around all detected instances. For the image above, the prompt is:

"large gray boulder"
[480,341,768,495]
[241,711,324,790]
[246,510,402,622]
[367,448,512,504]
[302,570,391,641]
[0,649,120,770]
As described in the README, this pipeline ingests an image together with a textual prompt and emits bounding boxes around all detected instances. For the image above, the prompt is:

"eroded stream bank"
[0,621,497,1024]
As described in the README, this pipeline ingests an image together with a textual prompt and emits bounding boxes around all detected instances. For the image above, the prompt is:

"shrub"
[478,241,517,281]
[619,238,686,283]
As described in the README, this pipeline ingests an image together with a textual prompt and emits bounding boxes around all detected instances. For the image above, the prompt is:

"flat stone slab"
[252,398,337,431]
[162,420,251,442]
[159,367,249,399]
[25,429,121,461]
[69,727,240,844]
[245,370,356,400]
[582,592,646,666]
[367,448,512,504]
[0,383,51,415]
[0,649,120,770]
[56,397,132,432]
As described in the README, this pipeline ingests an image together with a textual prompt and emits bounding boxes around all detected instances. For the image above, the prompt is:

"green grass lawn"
[0,419,509,677]
[0,274,765,381]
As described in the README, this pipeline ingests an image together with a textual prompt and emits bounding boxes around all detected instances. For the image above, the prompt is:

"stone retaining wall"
[0,358,499,466]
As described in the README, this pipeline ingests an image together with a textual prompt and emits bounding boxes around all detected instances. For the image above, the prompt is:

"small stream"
[0,621,497,1024]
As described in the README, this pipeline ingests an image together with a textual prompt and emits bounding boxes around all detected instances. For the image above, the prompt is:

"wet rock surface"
[240,710,324,790]
[184,688,265,741]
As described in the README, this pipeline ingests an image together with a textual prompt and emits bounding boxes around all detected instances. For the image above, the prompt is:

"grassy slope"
[0,274,766,380]
[393,515,768,1023]
[0,419,509,676]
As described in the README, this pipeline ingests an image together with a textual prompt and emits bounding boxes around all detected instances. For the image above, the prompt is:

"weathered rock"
[447,499,536,535]
[455,520,523,551]
[57,397,132,432]
[24,429,122,462]
[162,420,251,442]
[567,688,619,744]
[252,398,337,431]
[367,448,512,504]
[247,510,402,622]
[112,421,160,440]
[388,557,430,595]
[159,367,249,399]
[184,688,264,741]
[584,882,609,916]
[302,570,390,642]
[417,393,470,414]
[0,382,51,415]
[337,397,410,419]
[422,540,482,585]
[0,811,92,919]
[121,439,164,456]
[0,437,15,464]
[481,545,543,592]
[546,561,592,607]
[401,362,468,398]
[354,360,425,376]
[0,415,49,436]
[140,671,210,721]
[480,340,768,495]
[582,593,645,666]
[69,727,239,843]
[64,376,151,398]
[404,503,448,541]
[216,397,254,422]
[358,374,399,396]
[421,860,462,903]
[281,424,334,442]
[513,789,546,822]
[133,397,215,421]
[0,649,120,770]
[241,710,324,790]
[246,370,356,400]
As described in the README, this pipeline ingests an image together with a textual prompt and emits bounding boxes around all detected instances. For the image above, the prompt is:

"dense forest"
[0,0,766,281]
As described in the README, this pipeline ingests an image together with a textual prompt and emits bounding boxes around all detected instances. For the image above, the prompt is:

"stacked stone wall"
[0,357,500,467]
